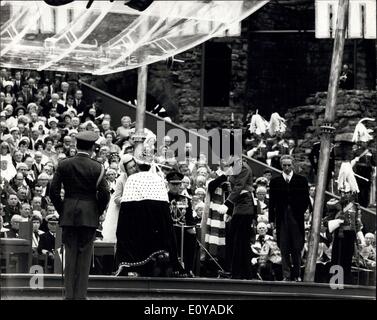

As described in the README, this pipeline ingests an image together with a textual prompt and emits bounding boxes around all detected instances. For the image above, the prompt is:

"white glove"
[224,167,234,176]
[224,213,232,223]
[217,204,229,215]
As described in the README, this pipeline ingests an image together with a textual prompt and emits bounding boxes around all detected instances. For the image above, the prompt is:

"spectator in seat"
[36,172,50,199]
[38,213,59,271]
[5,214,23,238]
[31,212,44,255]
[259,228,283,281]
[73,90,86,114]
[255,186,269,218]
[116,116,133,140]
[251,222,273,279]
[19,202,32,221]
[0,214,9,238]
[3,194,20,224]
[360,233,376,269]
[105,168,117,195]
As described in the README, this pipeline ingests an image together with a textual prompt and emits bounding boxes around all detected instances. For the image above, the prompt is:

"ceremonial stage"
[1,274,375,300]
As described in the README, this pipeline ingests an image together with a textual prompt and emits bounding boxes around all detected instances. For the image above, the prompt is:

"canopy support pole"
[304,0,349,282]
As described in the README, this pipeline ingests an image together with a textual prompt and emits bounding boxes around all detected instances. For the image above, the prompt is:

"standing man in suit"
[73,90,86,114]
[50,131,110,300]
[269,155,310,281]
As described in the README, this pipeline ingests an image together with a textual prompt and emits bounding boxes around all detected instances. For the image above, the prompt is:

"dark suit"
[13,80,22,95]
[17,90,34,105]
[73,99,87,114]
[269,173,309,279]
[5,228,19,238]
[44,102,66,117]
[37,231,56,272]
[38,231,55,254]
[39,94,51,110]
[50,152,110,299]
[32,163,44,178]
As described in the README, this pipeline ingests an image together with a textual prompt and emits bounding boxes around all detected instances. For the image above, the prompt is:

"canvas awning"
[0,0,269,74]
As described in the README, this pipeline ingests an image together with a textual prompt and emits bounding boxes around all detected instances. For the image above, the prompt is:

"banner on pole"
[315,0,376,39]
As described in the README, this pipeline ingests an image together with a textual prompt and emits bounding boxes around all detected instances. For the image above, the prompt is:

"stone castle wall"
[284,90,377,176]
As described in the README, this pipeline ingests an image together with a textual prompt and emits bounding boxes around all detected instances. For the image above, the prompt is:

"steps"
[1,274,375,300]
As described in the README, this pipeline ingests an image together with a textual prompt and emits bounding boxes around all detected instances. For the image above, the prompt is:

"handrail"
[79,80,209,142]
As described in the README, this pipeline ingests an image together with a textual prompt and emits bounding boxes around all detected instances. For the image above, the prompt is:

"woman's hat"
[119,154,134,173]
[47,117,59,126]
[15,105,26,114]
[31,211,43,223]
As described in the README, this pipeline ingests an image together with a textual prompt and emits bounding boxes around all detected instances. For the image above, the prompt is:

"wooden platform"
[1,274,375,300]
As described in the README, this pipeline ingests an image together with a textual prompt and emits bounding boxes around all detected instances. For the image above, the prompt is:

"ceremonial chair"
[90,240,116,275]
[0,221,32,273]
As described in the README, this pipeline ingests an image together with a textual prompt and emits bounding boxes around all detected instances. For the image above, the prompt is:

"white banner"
[315,0,376,39]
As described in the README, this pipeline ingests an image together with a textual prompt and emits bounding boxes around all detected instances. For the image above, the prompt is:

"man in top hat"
[167,171,197,276]
[50,130,110,300]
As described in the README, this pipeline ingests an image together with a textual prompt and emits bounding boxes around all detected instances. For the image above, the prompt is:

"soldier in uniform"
[328,182,365,284]
[244,113,268,164]
[267,113,289,170]
[351,118,376,208]
[50,131,110,300]
[167,171,198,276]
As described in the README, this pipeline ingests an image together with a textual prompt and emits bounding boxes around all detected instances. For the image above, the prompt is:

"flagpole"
[304,0,349,282]
[134,64,148,159]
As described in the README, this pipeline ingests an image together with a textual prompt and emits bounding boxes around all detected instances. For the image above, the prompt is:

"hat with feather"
[248,111,269,135]
[337,162,359,193]
[268,112,287,136]
[352,117,375,143]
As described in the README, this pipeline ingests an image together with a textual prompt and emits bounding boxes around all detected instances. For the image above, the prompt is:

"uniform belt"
[65,194,97,201]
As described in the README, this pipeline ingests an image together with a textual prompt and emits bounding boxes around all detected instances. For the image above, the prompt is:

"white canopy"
[0,0,269,74]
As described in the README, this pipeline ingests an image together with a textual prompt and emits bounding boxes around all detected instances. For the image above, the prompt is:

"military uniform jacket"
[50,153,110,228]
[168,192,196,226]
[38,231,55,254]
